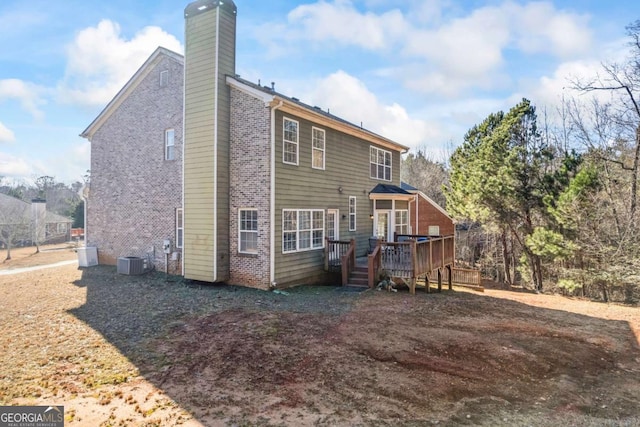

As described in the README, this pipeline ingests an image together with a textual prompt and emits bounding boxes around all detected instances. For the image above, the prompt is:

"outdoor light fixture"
[338,186,343,193]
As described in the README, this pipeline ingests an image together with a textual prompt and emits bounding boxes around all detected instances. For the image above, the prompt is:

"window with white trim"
[165,129,175,160]
[395,210,408,235]
[239,209,258,254]
[282,209,324,253]
[312,127,325,170]
[176,208,183,248]
[349,197,356,231]
[283,118,299,165]
[370,146,391,181]
[428,225,440,236]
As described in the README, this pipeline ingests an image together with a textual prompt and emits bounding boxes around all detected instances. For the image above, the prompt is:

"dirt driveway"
[1,247,639,426]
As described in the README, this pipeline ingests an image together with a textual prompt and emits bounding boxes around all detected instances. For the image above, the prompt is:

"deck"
[325,235,481,294]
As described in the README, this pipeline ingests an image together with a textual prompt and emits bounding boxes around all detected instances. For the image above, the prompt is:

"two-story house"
[82,0,455,290]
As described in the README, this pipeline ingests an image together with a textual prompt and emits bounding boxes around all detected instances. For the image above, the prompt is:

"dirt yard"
[1,247,639,426]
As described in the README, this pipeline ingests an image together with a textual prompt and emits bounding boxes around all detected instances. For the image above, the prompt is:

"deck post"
[447,265,452,290]
[324,238,329,271]
[425,273,430,293]
[437,268,442,292]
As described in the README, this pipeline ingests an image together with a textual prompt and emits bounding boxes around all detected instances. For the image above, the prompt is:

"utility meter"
[163,239,171,254]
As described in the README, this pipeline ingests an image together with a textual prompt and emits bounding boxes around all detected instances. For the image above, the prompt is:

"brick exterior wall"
[229,87,271,289]
[87,54,183,274]
[409,193,454,236]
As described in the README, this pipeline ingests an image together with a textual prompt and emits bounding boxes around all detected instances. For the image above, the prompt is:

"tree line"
[403,21,640,304]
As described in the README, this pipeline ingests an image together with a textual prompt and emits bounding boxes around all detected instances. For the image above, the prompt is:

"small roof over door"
[369,184,415,201]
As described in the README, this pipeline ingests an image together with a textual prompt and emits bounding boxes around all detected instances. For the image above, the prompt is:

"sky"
[1,0,640,185]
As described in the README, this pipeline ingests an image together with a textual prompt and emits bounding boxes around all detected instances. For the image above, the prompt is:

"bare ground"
[1,248,639,426]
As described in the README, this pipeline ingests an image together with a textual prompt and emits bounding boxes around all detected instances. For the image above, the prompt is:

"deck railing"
[451,267,482,286]
[324,238,353,273]
[429,267,482,287]
[389,235,455,277]
[368,242,382,288]
[324,238,356,286]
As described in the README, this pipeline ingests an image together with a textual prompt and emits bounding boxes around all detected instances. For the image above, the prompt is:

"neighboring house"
[0,193,72,248]
[80,47,184,274]
[83,0,457,289]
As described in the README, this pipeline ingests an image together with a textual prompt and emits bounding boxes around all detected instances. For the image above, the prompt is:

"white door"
[374,210,391,242]
[327,209,340,264]
[327,209,339,241]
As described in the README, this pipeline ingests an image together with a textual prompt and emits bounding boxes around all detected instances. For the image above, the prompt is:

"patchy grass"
[0,254,639,426]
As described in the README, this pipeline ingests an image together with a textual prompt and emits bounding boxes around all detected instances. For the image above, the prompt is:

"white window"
[428,225,440,236]
[282,209,324,253]
[160,70,169,87]
[312,127,325,170]
[370,146,392,181]
[283,118,299,165]
[165,129,175,161]
[239,209,258,254]
[395,210,408,235]
[349,197,356,231]
[176,208,183,248]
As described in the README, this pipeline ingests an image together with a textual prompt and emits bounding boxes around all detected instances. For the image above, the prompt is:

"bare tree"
[572,20,640,222]
[0,200,31,261]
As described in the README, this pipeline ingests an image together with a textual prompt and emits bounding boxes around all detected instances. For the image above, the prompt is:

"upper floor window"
[160,70,169,87]
[239,209,258,254]
[176,208,183,248]
[165,129,175,161]
[283,118,299,165]
[370,146,391,181]
[312,127,325,170]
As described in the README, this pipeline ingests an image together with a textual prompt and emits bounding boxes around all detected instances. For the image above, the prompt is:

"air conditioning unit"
[117,256,145,275]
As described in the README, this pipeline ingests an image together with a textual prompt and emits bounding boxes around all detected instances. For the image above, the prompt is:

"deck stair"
[347,266,369,287]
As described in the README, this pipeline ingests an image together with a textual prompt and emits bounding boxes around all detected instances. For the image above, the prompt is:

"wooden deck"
[325,235,481,294]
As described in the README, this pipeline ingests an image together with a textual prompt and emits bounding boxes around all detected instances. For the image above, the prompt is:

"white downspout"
[270,99,283,285]
[415,193,419,234]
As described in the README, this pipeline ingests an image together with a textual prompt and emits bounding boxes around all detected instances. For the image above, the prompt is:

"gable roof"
[80,47,184,139]
[227,76,410,153]
[400,181,452,220]
[46,211,73,224]
[0,193,72,224]
[0,193,30,219]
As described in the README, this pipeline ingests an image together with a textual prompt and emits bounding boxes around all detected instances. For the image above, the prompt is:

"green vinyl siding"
[273,110,402,285]
[183,3,235,282]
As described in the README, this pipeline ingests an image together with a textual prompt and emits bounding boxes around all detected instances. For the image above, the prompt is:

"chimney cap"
[185,0,237,18]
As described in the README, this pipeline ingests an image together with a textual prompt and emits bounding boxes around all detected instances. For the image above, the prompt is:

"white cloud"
[58,19,183,107]
[0,152,31,177]
[286,0,409,50]
[258,1,593,97]
[51,140,91,183]
[0,122,15,143]
[0,78,45,119]
[512,2,592,58]
[298,70,444,150]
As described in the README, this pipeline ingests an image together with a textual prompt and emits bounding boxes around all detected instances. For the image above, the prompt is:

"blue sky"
[1,0,639,184]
